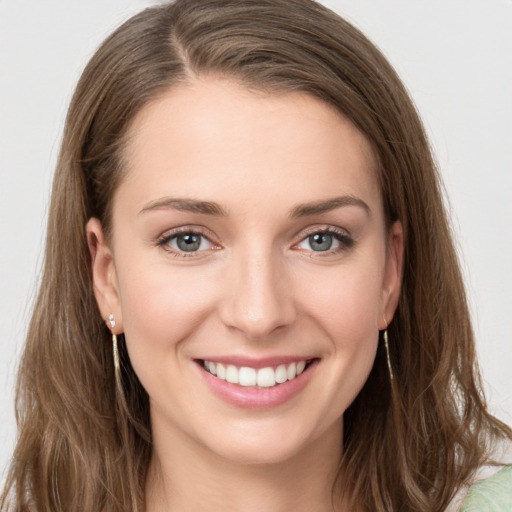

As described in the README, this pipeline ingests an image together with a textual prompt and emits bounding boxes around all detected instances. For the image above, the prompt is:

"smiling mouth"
[199,359,315,389]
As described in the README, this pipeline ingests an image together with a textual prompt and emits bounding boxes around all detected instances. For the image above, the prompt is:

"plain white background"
[1,0,511,481]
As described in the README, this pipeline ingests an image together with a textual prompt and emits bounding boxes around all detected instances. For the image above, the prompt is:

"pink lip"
[196,358,319,409]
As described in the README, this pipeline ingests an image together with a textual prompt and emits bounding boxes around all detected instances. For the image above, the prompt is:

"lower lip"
[196,359,319,409]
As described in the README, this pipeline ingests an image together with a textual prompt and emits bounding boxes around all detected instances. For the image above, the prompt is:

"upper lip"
[196,355,316,369]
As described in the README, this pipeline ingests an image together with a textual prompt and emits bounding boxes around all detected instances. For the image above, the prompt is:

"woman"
[2,0,511,510]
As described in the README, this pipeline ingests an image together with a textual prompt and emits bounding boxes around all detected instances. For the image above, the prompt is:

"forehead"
[118,78,381,217]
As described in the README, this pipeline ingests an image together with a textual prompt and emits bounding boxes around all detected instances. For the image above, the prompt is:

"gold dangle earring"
[107,313,133,422]
[383,319,394,381]
[107,313,120,372]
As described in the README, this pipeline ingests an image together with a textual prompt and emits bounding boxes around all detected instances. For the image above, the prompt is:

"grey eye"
[170,233,211,252]
[177,234,201,252]
[297,231,347,253]
[308,232,335,251]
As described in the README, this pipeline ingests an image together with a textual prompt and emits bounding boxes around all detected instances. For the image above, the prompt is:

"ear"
[86,218,123,333]
[378,221,404,330]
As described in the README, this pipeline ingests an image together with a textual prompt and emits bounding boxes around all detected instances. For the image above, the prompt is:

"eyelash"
[156,225,354,258]
[295,226,354,256]
[157,227,218,258]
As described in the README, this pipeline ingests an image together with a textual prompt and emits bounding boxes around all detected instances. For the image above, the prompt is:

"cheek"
[115,258,219,366]
[295,248,385,395]
[307,264,383,410]
[300,257,384,338]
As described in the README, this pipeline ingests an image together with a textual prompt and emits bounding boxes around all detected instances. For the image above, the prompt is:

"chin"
[207,437,309,466]
[196,416,339,467]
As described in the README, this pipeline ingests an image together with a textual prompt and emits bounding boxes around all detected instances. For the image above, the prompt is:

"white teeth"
[216,363,226,380]
[202,360,310,388]
[226,365,239,384]
[287,362,297,380]
[275,364,288,384]
[257,367,276,388]
[239,367,256,386]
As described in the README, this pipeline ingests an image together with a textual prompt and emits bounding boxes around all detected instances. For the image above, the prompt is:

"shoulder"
[460,465,512,511]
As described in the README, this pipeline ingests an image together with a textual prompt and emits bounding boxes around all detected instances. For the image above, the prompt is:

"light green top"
[461,465,512,511]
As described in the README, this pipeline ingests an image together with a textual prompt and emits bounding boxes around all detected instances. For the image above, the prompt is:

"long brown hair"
[2,1,510,510]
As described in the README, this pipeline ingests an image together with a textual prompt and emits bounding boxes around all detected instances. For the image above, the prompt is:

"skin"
[87,78,403,512]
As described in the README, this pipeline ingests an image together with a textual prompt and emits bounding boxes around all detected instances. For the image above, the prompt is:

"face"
[88,78,402,466]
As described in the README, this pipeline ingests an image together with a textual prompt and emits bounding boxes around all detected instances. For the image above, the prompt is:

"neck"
[145,416,345,512]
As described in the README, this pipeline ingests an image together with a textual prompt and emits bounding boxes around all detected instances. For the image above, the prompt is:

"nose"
[219,246,296,340]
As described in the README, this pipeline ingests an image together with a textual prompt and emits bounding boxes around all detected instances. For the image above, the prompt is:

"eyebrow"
[289,196,371,217]
[139,195,370,218]
[139,197,227,216]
